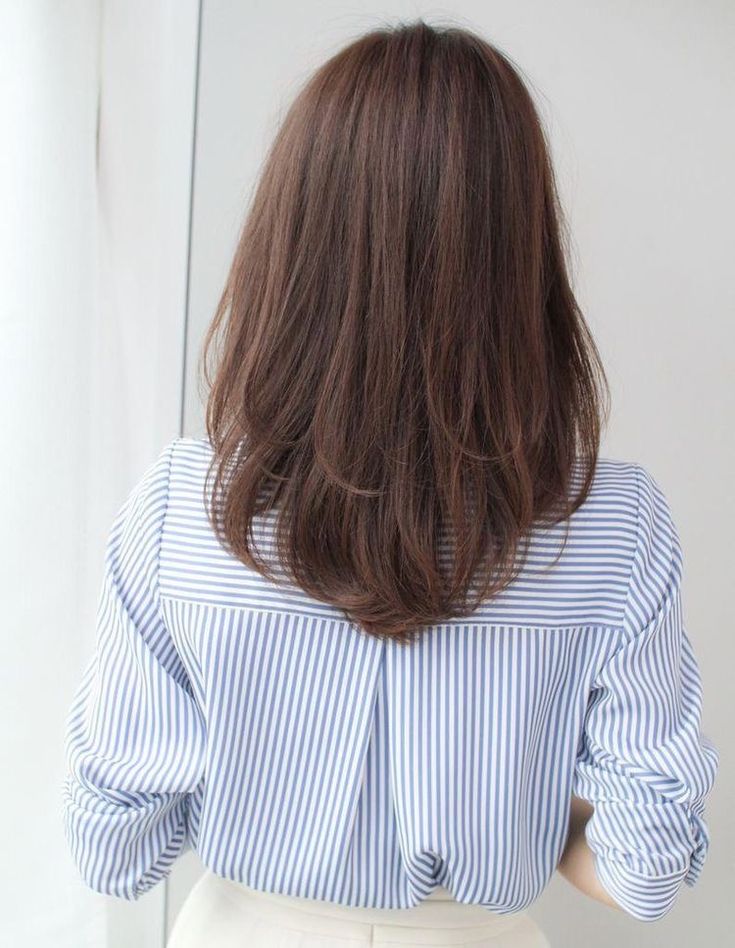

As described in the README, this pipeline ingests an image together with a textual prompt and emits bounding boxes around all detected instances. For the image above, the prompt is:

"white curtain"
[0,2,200,945]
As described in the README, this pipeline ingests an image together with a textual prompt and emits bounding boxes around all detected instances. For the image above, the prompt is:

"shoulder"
[565,455,641,548]
[167,435,215,471]
[562,456,682,634]
[140,436,214,484]
[588,457,682,637]
[574,455,676,528]
[117,437,212,533]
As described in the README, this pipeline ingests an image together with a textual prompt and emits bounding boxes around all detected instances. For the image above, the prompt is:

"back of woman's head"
[200,18,610,644]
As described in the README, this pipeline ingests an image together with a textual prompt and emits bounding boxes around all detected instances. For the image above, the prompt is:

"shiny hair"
[200,19,610,644]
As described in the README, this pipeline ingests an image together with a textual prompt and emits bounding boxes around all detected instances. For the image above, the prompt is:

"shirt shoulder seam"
[619,461,644,642]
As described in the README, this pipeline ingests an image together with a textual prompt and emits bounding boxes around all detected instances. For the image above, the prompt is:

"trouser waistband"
[211,872,528,934]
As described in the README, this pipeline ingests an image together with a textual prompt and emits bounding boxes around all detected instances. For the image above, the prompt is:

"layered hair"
[200,19,610,644]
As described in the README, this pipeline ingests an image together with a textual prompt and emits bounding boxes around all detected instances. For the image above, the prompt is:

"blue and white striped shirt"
[61,436,719,922]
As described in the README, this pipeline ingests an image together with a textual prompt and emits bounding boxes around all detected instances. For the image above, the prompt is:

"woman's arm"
[556,795,623,912]
[562,467,718,922]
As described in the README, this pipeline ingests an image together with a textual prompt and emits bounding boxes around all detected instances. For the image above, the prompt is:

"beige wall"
[179,2,734,946]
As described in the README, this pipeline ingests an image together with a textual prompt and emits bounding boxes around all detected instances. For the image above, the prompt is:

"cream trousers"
[166,870,552,947]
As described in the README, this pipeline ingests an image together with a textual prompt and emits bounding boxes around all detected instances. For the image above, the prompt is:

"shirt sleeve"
[61,439,206,900]
[572,463,719,922]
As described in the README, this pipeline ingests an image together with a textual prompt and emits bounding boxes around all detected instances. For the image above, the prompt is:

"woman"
[61,19,718,948]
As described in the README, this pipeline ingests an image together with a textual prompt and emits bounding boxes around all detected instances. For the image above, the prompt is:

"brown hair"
[200,19,610,644]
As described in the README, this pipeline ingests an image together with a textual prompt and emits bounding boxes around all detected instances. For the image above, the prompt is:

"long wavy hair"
[200,19,610,644]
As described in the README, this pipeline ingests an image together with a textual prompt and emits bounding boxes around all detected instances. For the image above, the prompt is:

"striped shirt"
[61,436,719,922]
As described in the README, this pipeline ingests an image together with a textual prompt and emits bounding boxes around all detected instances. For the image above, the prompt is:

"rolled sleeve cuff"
[587,803,711,922]
[62,777,190,901]
[593,850,689,921]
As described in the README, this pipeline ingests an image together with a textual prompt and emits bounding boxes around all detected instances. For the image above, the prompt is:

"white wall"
[181,2,735,946]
